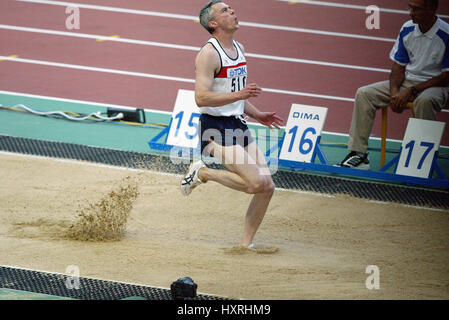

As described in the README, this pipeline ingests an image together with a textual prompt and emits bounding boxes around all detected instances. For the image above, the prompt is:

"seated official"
[337,0,449,169]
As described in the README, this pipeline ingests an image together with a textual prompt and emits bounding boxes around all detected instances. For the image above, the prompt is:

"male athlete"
[180,0,284,248]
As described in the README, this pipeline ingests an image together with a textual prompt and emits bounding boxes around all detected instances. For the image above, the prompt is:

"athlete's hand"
[240,83,262,100]
[256,112,285,130]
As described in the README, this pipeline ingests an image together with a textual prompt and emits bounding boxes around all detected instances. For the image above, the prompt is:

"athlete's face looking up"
[210,2,239,32]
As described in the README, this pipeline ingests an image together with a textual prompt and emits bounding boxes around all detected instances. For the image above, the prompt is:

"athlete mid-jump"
[180,0,284,248]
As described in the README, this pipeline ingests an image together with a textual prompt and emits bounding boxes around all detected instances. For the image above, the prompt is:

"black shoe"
[336,151,370,170]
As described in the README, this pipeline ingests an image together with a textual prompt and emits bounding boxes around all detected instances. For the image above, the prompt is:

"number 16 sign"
[279,104,328,163]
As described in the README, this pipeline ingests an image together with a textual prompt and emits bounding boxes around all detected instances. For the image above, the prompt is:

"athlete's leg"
[241,141,275,246]
[198,140,274,246]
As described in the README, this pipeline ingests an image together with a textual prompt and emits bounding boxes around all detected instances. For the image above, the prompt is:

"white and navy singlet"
[200,37,247,117]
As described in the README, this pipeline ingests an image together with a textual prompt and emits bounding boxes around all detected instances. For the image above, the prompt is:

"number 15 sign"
[166,89,201,149]
[279,104,328,163]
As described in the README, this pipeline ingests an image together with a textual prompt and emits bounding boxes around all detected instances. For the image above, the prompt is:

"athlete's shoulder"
[195,41,221,72]
[197,42,220,61]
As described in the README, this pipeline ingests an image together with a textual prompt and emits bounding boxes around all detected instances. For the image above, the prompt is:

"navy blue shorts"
[199,113,254,154]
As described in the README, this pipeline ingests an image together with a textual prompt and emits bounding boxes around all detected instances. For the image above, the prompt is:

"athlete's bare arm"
[194,43,261,107]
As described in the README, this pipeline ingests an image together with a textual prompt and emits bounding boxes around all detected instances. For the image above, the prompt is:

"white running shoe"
[180,160,206,196]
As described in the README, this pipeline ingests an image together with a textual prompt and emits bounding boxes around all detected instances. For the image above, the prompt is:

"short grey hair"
[199,0,222,34]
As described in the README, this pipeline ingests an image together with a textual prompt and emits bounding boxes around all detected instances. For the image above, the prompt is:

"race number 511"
[396,118,445,179]
[279,104,328,163]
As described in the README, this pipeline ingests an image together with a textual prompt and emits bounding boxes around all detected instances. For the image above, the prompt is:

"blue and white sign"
[166,89,201,149]
[396,118,445,179]
[279,104,328,163]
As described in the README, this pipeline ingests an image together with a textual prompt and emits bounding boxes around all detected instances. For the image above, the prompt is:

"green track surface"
[0,91,447,177]
[0,288,74,300]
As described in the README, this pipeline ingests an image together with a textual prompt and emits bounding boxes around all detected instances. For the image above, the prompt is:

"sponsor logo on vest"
[227,65,247,78]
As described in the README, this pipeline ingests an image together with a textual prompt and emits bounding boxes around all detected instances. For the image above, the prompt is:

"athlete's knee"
[245,175,264,194]
[247,176,274,195]
[246,178,264,194]
[264,177,275,196]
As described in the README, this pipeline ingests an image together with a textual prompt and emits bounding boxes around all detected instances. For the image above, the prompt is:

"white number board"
[166,89,201,149]
[279,104,328,163]
[396,118,445,178]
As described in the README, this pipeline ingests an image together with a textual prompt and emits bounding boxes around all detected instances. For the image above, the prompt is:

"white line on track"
[1,55,196,83]
[15,0,396,42]
[0,55,356,102]
[279,0,449,19]
[0,24,391,74]
[10,52,445,112]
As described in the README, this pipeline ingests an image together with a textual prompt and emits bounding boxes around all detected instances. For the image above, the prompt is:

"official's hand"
[240,83,262,100]
[390,88,413,113]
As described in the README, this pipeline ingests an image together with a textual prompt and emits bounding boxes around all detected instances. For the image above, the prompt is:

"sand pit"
[0,152,448,299]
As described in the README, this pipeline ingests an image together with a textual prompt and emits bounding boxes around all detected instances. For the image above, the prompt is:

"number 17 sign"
[396,118,445,179]
[279,104,328,163]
